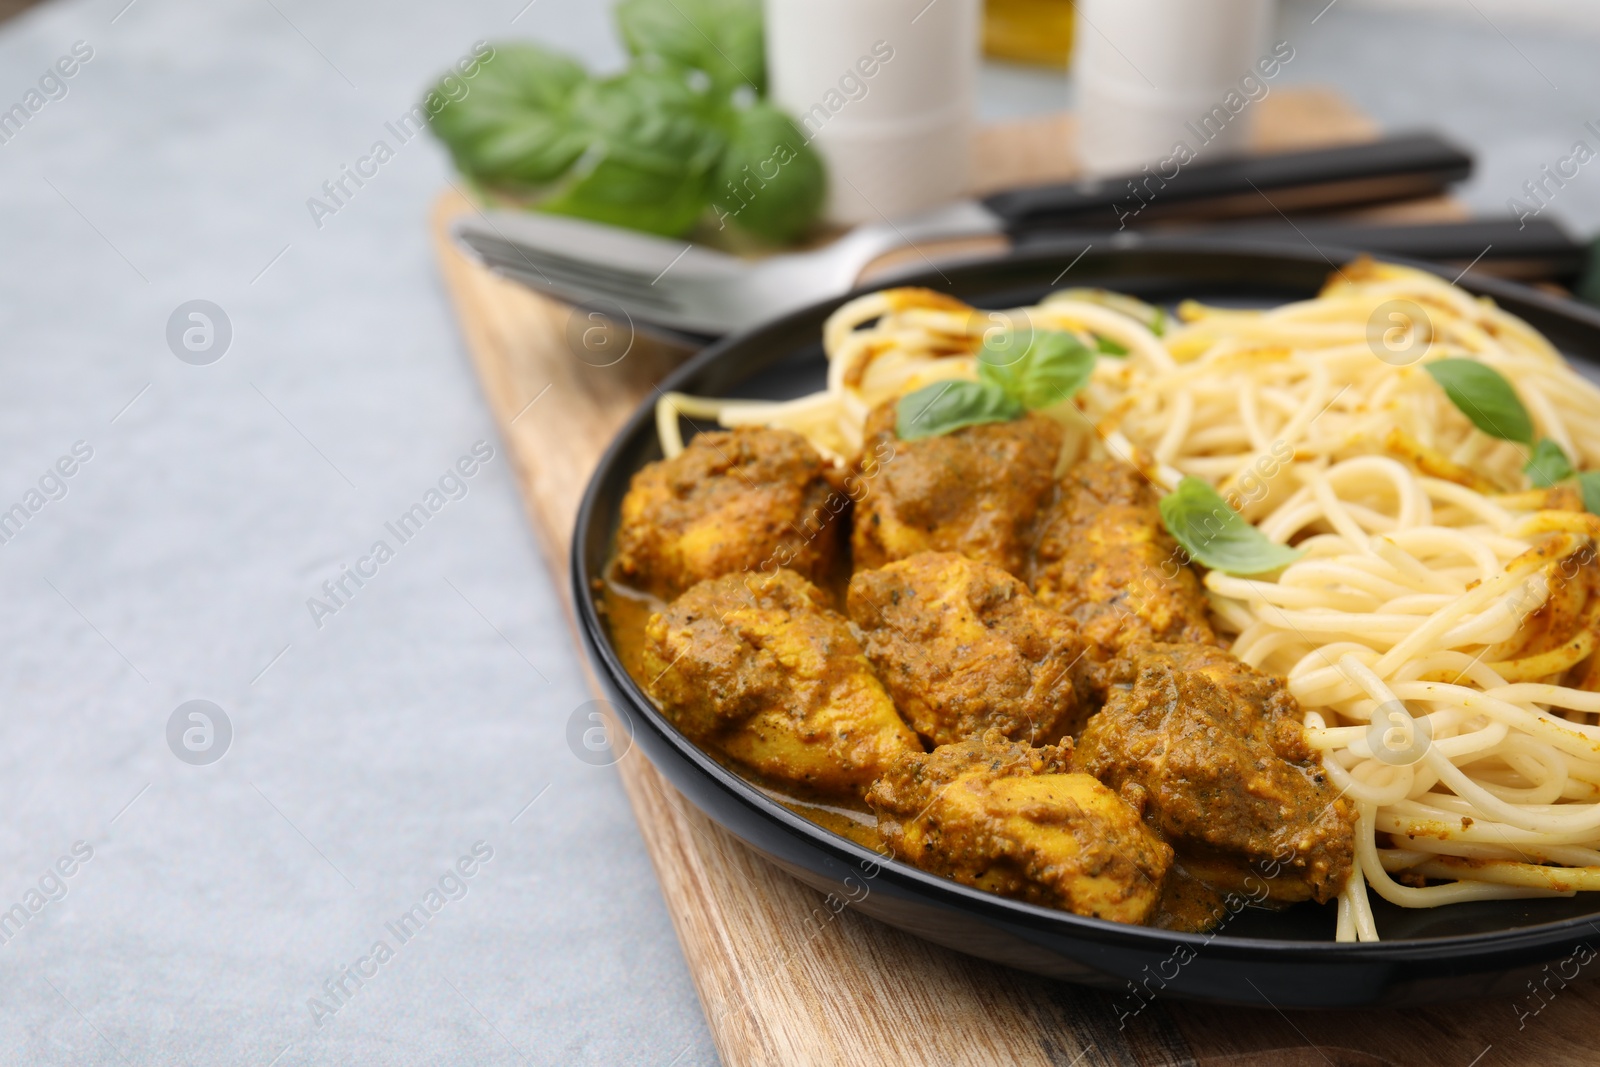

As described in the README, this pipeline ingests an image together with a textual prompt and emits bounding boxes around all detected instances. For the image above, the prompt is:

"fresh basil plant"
[425,0,823,243]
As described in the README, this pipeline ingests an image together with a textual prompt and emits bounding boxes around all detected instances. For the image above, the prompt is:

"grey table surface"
[1,0,1598,1064]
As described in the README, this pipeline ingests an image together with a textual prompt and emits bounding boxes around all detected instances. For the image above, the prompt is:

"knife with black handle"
[1012,217,1587,284]
[985,132,1474,231]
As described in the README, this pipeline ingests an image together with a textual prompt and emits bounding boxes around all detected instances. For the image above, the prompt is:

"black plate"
[571,242,1600,1007]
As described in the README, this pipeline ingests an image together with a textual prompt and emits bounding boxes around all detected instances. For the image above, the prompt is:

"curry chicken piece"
[615,426,845,601]
[1031,458,1217,688]
[641,568,920,797]
[1075,643,1355,903]
[852,401,1062,578]
[868,732,1172,924]
[847,552,1091,747]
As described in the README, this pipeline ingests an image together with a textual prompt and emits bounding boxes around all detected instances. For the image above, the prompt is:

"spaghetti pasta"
[653,259,1600,941]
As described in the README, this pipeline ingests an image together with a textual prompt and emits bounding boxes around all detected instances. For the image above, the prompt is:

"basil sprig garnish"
[896,381,1024,440]
[1423,357,1597,512]
[895,330,1096,440]
[1424,358,1533,444]
[1524,438,1574,488]
[978,331,1098,411]
[1521,437,1600,514]
[1582,472,1600,515]
[1158,476,1305,575]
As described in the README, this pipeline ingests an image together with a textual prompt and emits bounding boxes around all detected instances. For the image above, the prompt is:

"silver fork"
[452,201,1005,339]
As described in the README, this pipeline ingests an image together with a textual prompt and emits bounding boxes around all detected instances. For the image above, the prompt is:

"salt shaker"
[764,0,981,225]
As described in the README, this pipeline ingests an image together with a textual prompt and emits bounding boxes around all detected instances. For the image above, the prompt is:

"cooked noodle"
[654,259,1600,941]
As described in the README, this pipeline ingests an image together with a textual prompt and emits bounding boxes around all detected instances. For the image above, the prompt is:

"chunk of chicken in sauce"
[1075,643,1355,903]
[848,552,1093,747]
[642,568,920,798]
[615,426,845,601]
[852,401,1062,579]
[867,732,1172,924]
[1031,458,1217,692]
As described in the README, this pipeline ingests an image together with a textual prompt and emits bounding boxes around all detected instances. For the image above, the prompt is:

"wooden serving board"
[432,88,1600,1066]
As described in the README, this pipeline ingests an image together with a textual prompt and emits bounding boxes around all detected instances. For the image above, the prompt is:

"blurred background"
[2,0,1599,1064]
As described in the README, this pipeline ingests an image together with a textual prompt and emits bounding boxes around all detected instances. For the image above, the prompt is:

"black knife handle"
[983,133,1474,232]
[1012,217,1586,284]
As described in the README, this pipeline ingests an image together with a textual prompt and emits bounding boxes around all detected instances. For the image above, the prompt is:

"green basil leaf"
[615,0,765,94]
[427,43,592,186]
[1524,438,1575,488]
[540,70,725,236]
[896,381,1024,440]
[1152,306,1168,337]
[455,115,593,187]
[978,330,1097,411]
[1095,335,1129,356]
[1159,476,1305,575]
[1579,471,1600,516]
[709,102,825,243]
[566,69,725,167]
[1425,358,1534,444]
